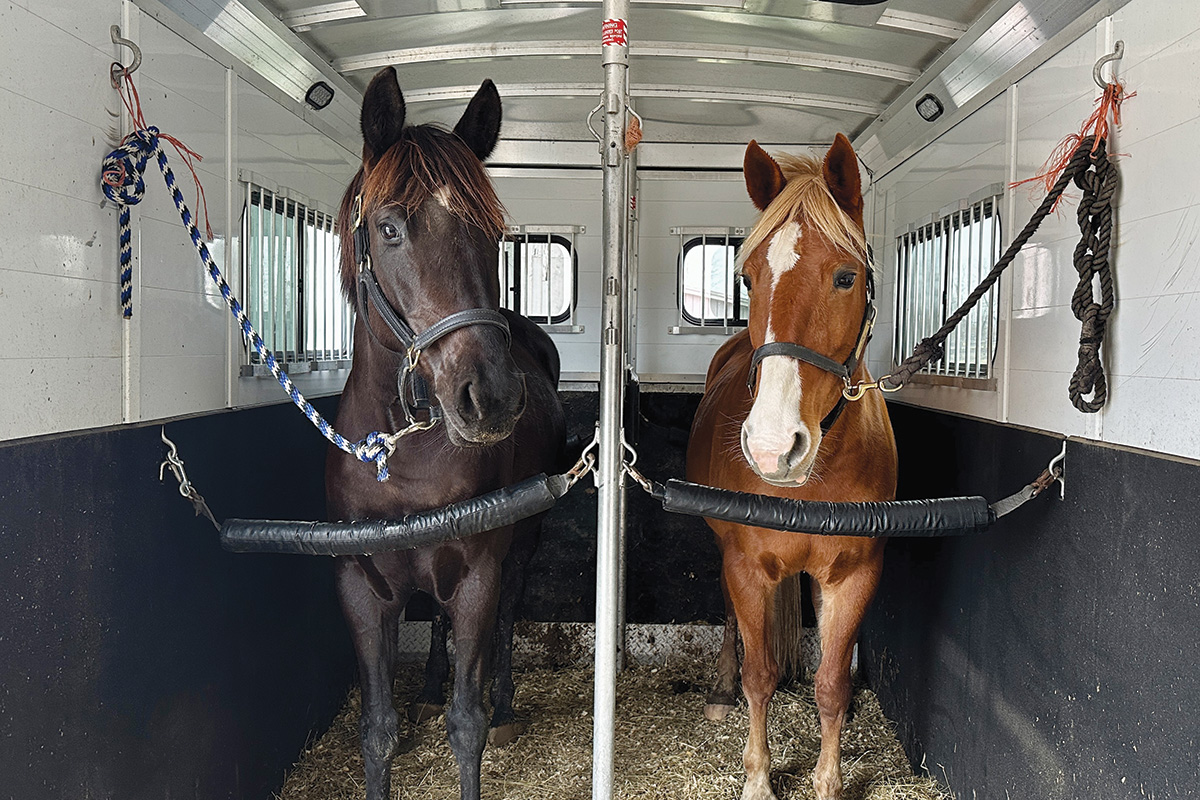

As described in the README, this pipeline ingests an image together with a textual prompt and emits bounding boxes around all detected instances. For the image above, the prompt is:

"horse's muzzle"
[740,423,817,487]
[443,370,527,447]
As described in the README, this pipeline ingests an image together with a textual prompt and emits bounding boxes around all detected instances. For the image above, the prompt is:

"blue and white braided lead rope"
[101,127,423,481]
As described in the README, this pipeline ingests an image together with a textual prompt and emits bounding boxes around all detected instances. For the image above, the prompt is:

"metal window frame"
[893,187,1003,385]
[502,224,584,331]
[670,227,747,333]
[240,178,352,377]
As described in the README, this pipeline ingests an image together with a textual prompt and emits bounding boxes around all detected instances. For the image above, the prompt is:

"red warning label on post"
[602,18,628,47]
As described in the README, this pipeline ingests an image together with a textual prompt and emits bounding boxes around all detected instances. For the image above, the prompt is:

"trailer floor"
[277,661,947,800]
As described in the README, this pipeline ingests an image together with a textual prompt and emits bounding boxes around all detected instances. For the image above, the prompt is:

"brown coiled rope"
[884,135,1117,413]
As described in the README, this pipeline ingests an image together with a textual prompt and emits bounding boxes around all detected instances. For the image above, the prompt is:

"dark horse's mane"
[335,123,507,300]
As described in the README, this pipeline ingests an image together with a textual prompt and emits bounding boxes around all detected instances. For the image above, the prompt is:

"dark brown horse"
[327,67,565,800]
[686,135,898,800]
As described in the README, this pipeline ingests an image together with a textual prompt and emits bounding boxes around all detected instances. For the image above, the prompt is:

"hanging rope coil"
[1068,148,1117,411]
[884,136,1117,412]
[101,124,415,481]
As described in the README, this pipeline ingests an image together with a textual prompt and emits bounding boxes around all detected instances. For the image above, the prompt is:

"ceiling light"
[305,81,336,110]
[915,93,944,122]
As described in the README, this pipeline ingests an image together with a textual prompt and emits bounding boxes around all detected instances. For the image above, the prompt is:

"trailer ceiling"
[151,0,1127,166]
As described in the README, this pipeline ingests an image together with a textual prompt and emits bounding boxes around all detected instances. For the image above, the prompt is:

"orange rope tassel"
[112,73,215,241]
[1012,80,1133,208]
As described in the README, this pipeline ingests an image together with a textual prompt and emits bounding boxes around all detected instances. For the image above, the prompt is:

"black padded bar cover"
[220,473,569,555]
[658,478,994,537]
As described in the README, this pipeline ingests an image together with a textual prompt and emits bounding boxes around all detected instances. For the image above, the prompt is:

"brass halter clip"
[841,373,903,402]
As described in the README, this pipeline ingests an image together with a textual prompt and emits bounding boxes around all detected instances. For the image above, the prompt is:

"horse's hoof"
[703,702,736,722]
[409,702,444,723]
[488,721,526,746]
[741,775,779,800]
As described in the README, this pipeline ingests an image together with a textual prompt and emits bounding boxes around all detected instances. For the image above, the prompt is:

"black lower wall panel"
[0,399,357,800]
[863,403,1200,800]
[516,390,724,624]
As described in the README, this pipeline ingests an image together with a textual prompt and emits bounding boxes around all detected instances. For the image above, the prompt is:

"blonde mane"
[737,152,866,271]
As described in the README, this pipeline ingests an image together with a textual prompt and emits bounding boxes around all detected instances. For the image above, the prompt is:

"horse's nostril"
[785,431,810,470]
[458,381,483,422]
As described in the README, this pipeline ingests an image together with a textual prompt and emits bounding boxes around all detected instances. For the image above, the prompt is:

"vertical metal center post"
[593,2,629,799]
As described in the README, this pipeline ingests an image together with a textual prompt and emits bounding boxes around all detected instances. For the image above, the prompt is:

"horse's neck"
[341,324,411,427]
[821,389,897,496]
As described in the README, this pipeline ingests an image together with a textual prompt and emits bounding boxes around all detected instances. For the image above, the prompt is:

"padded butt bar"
[221,473,570,555]
[657,478,994,537]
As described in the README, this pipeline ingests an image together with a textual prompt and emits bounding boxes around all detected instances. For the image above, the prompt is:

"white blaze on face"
[766,222,801,290]
[433,185,453,209]
[742,222,814,483]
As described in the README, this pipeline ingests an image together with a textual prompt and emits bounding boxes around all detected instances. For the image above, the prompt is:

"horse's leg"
[443,562,502,800]
[488,521,538,745]
[810,562,882,800]
[411,611,450,723]
[337,559,409,800]
[726,559,780,800]
[705,567,741,720]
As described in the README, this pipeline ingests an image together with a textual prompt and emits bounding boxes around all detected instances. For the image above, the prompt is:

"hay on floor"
[277,660,947,800]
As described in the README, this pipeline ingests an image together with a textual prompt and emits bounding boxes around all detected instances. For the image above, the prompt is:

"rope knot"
[101,126,161,206]
[354,431,395,482]
[913,338,945,366]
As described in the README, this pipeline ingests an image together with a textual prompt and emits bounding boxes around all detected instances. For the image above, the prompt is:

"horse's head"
[736,135,870,486]
[339,67,525,447]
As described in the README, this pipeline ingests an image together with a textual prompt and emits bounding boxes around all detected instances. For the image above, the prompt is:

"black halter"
[351,196,511,425]
[746,271,876,434]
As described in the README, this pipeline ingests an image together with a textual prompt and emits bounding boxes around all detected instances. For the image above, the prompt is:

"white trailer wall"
[867,0,1200,462]
[490,168,603,382]
[492,167,756,385]
[0,0,357,443]
[636,170,754,381]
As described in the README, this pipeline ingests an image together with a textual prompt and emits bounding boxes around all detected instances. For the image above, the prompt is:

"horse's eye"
[834,270,856,290]
[379,221,403,242]
[741,274,753,292]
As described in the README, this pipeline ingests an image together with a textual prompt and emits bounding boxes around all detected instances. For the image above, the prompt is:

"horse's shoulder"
[502,308,561,385]
[705,329,752,389]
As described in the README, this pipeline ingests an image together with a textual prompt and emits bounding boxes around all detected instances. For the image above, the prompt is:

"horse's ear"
[454,79,502,161]
[822,133,863,220]
[744,140,785,211]
[361,67,406,167]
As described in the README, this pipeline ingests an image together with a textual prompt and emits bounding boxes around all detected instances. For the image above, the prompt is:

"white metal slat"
[544,234,553,324]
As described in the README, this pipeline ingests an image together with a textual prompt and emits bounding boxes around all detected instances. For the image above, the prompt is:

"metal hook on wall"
[110,24,142,87]
[1093,40,1124,90]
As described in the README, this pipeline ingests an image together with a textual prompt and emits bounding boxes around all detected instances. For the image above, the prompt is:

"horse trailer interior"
[1,0,1198,799]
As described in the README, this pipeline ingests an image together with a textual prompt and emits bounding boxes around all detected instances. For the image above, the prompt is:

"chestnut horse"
[686,135,897,800]
[327,67,565,800]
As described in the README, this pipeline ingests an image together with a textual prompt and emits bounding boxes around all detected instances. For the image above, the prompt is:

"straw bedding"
[277,660,948,800]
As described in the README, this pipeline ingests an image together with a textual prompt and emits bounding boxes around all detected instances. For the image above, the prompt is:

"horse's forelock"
[336,125,507,302]
[361,125,505,237]
[737,153,866,275]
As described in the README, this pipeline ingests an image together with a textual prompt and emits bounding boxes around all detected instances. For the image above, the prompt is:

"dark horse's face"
[343,67,525,447]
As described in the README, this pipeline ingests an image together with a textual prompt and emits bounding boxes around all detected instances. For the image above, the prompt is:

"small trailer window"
[672,228,747,330]
[500,226,581,327]
[243,182,350,374]
[894,190,1002,381]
